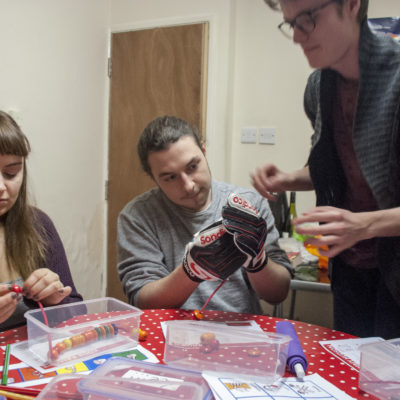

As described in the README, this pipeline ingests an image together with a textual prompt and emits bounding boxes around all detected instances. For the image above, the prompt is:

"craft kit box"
[163,320,291,383]
[359,338,400,400]
[13,297,142,368]
[36,358,213,400]
[36,374,85,400]
[77,357,213,400]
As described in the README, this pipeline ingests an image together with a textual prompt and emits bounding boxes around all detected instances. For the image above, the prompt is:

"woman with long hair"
[0,111,82,330]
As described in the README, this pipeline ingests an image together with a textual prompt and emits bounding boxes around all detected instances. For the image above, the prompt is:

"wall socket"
[241,127,257,143]
[259,127,276,144]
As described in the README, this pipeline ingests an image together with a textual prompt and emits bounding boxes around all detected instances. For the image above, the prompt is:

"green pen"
[1,344,11,385]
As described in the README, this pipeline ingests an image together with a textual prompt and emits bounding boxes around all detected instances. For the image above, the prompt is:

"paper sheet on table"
[202,372,356,400]
[8,342,159,375]
[319,337,384,371]
[160,319,263,338]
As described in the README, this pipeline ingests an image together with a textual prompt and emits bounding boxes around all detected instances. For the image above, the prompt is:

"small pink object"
[12,285,22,294]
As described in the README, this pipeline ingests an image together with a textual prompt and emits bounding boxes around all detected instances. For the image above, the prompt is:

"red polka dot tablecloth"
[139,309,378,400]
[0,309,378,399]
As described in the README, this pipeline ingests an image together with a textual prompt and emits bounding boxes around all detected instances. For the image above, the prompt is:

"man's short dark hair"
[264,0,369,24]
[138,115,203,177]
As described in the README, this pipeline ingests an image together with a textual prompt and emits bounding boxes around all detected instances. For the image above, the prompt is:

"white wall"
[0,0,109,299]
[230,0,315,215]
[369,1,399,17]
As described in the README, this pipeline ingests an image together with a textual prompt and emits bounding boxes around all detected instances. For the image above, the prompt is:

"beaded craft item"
[49,323,118,361]
[11,284,147,364]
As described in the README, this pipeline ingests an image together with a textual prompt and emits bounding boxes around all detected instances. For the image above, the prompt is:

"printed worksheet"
[319,337,384,370]
[202,373,356,400]
[2,344,158,388]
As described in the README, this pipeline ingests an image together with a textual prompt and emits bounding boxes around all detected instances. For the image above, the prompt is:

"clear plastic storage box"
[13,297,142,368]
[163,320,291,383]
[77,357,213,400]
[36,374,85,400]
[359,338,400,400]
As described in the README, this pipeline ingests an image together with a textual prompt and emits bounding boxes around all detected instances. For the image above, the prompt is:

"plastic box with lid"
[36,374,85,400]
[13,297,142,368]
[163,320,291,383]
[77,357,213,400]
[359,338,400,399]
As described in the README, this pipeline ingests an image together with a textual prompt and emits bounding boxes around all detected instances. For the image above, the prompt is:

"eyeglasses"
[278,0,338,39]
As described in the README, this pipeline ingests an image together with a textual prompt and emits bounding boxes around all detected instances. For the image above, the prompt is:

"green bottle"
[288,191,297,238]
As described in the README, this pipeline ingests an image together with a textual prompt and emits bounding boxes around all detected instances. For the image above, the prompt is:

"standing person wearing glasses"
[252,0,400,339]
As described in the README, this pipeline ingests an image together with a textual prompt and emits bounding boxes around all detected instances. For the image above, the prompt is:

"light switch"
[241,127,257,144]
[259,127,276,144]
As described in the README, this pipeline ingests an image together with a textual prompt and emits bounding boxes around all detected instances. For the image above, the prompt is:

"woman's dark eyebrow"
[4,162,23,168]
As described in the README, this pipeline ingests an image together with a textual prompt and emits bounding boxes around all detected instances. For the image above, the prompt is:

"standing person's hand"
[0,284,22,324]
[251,163,289,200]
[22,268,72,306]
[293,206,371,257]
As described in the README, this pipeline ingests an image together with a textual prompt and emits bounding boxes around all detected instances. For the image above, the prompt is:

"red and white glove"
[222,194,268,273]
[182,221,248,282]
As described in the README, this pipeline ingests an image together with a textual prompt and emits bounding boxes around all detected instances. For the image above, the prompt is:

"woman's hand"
[293,206,371,257]
[251,163,289,200]
[251,164,313,200]
[22,268,72,306]
[0,284,22,324]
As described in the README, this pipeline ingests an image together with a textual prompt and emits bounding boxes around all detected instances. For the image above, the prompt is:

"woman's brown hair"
[0,111,47,279]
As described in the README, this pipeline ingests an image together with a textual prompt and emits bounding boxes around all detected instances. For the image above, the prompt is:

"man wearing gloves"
[117,115,292,313]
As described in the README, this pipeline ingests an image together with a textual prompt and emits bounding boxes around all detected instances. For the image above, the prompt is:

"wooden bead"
[54,342,67,354]
[138,329,147,341]
[63,339,73,349]
[200,332,216,345]
[70,334,85,347]
[77,334,86,345]
[192,310,204,320]
[12,285,22,294]
[131,327,147,341]
[94,327,102,340]
[98,325,107,338]
[107,324,115,335]
[49,324,119,362]
[103,325,112,337]
[83,330,97,342]
[50,348,59,360]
